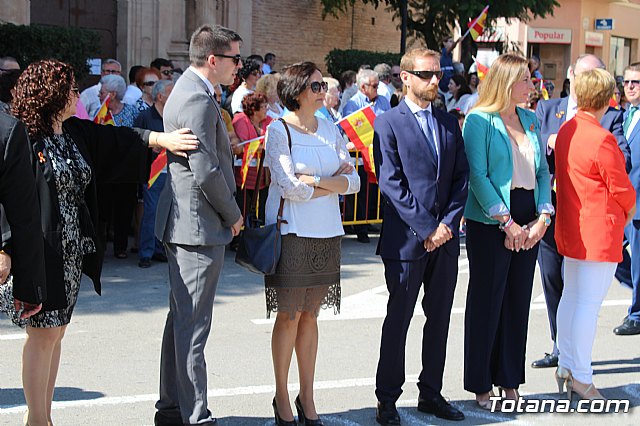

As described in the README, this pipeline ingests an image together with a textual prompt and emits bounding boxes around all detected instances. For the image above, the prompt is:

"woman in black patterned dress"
[0,59,198,426]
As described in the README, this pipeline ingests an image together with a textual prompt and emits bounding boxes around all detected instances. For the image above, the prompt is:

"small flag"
[240,136,264,189]
[338,105,377,183]
[476,61,489,81]
[93,96,115,126]
[540,80,550,100]
[148,149,167,188]
[610,95,620,109]
[467,5,490,41]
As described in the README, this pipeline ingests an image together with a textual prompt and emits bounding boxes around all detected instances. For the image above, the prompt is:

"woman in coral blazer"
[554,68,636,401]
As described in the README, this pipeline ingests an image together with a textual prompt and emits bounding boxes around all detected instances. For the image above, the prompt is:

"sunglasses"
[71,86,80,94]
[161,70,174,76]
[102,69,121,75]
[366,83,379,89]
[309,81,329,93]
[392,73,400,78]
[251,70,263,77]
[142,81,156,87]
[406,70,443,80]
[623,80,640,87]
[215,53,242,66]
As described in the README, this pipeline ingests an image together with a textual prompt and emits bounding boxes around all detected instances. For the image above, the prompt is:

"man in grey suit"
[154,25,243,426]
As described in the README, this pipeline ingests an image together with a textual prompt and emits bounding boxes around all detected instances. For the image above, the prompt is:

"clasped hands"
[424,223,452,252]
[503,218,547,252]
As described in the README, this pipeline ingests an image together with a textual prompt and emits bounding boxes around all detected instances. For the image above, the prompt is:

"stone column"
[117,0,160,73]
[227,0,253,56]
[0,0,30,25]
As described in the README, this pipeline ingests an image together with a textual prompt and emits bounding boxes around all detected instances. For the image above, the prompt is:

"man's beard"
[414,84,439,103]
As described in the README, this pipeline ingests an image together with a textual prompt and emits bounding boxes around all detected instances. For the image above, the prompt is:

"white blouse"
[264,118,360,238]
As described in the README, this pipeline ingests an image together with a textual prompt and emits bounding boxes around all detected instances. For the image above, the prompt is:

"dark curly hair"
[241,92,267,118]
[278,62,319,111]
[238,58,262,81]
[12,59,75,138]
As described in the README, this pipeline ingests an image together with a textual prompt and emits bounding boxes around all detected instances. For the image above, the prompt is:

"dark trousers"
[98,182,137,253]
[344,166,379,234]
[375,243,458,402]
[627,224,640,321]
[464,189,538,393]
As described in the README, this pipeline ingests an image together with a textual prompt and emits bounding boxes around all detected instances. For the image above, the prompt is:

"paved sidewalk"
[0,236,639,425]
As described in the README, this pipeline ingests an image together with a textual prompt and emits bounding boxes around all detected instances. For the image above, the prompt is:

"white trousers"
[557,257,615,384]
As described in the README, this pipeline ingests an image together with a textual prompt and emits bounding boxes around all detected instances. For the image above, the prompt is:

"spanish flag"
[476,61,489,81]
[467,5,489,41]
[240,136,264,189]
[93,95,115,126]
[610,95,620,109]
[148,150,167,188]
[338,105,377,183]
[540,80,550,100]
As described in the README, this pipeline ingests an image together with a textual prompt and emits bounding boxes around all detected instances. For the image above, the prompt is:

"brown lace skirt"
[265,234,341,319]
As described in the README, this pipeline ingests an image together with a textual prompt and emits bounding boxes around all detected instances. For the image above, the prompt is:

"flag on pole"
[610,95,620,109]
[93,95,115,125]
[240,136,265,189]
[540,80,550,100]
[148,150,167,188]
[338,105,377,183]
[467,5,490,41]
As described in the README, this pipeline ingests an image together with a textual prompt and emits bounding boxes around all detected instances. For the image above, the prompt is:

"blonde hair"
[575,68,615,111]
[400,48,440,71]
[255,73,280,96]
[473,53,529,113]
[323,76,340,92]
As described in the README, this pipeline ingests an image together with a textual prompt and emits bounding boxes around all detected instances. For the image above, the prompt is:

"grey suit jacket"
[155,68,241,246]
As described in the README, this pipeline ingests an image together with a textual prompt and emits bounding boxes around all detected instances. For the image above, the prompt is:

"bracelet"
[499,216,514,232]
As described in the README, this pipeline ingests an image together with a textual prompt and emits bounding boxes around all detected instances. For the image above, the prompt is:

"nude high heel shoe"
[555,366,571,394]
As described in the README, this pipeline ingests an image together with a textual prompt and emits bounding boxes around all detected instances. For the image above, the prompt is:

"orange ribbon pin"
[37,152,46,164]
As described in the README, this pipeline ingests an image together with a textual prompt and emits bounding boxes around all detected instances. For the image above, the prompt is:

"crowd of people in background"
[1,22,640,426]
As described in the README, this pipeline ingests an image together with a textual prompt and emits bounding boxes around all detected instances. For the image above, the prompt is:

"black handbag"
[234,118,291,275]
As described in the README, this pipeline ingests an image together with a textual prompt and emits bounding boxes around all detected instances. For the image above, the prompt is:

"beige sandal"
[476,390,501,411]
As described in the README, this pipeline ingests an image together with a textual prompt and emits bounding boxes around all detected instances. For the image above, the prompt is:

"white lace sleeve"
[265,123,314,202]
[333,125,361,195]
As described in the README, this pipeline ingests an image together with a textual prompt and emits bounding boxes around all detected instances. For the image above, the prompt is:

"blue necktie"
[417,109,438,162]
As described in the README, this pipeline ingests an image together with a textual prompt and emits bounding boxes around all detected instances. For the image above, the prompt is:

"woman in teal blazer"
[462,54,553,409]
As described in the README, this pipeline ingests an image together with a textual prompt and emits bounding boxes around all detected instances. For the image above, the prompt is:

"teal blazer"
[462,107,552,224]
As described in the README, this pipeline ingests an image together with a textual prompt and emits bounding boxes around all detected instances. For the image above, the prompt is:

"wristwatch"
[313,175,321,187]
[538,215,552,227]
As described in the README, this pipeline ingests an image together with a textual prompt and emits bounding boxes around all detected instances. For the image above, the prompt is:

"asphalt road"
[1,235,639,425]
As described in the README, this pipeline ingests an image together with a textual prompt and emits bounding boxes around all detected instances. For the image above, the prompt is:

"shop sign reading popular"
[527,27,572,44]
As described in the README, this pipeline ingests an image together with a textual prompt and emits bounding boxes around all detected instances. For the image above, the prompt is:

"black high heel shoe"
[272,397,297,426]
[295,395,324,426]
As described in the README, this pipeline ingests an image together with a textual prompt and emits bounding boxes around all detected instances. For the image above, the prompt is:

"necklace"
[299,119,318,134]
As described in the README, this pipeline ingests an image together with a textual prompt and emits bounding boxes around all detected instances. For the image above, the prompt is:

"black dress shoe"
[138,257,152,268]
[295,395,323,425]
[356,233,370,243]
[613,317,640,335]
[376,401,401,425]
[154,411,182,426]
[531,353,558,368]
[417,394,465,421]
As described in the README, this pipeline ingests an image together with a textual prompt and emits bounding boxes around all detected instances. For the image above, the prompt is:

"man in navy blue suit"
[372,48,469,425]
[532,54,632,368]
[613,62,640,335]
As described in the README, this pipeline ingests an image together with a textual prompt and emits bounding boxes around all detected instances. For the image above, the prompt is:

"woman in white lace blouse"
[264,62,360,426]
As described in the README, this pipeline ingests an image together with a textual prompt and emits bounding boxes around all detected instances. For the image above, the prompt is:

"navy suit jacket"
[536,97,631,174]
[625,107,640,222]
[372,100,469,261]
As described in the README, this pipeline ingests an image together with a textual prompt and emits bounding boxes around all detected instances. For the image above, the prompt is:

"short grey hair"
[100,74,127,100]
[102,58,121,70]
[357,68,378,87]
[152,79,173,101]
[373,63,391,81]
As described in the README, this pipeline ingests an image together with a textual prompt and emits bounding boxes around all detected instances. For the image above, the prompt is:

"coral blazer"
[555,111,636,262]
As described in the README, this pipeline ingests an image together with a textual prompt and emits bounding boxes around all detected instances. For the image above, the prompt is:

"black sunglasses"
[70,86,80,94]
[406,70,443,80]
[142,81,156,87]
[309,81,329,93]
[161,70,174,76]
[623,80,640,87]
[214,53,242,65]
[392,73,400,78]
